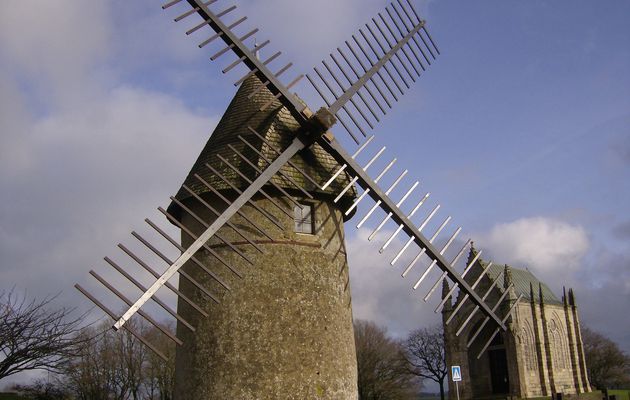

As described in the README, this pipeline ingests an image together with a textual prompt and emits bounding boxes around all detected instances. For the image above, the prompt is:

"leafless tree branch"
[582,326,630,390]
[0,288,88,380]
[403,325,448,400]
[354,320,421,400]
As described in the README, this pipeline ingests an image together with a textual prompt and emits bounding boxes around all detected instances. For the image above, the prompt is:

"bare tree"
[12,379,72,400]
[64,324,125,400]
[403,325,448,400]
[63,319,175,400]
[143,324,175,400]
[354,320,420,400]
[0,289,85,380]
[64,320,148,400]
[582,327,630,390]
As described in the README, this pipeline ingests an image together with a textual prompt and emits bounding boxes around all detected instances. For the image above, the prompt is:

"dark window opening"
[294,204,314,234]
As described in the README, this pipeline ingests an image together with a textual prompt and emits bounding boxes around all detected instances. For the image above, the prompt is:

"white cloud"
[236,0,433,74]
[0,0,112,103]
[0,73,33,174]
[475,217,590,291]
[472,219,629,352]
[0,82,216,306]
[0,0,218,336]
[240,0,385,62]
[347,228,444,338]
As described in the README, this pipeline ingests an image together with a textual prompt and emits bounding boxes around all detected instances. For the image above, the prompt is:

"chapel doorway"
[489,348,509,394]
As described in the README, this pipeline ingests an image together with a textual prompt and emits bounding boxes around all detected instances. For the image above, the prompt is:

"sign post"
[451,365,462,400]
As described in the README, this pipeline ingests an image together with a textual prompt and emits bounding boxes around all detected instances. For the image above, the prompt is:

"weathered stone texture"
[173,196,357,399]
[168,75,355,220]
[444,247,592,400]
[168,66,359,398]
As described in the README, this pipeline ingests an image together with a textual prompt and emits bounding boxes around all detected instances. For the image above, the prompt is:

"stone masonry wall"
[173,194,358,399]
[445,288,590,399]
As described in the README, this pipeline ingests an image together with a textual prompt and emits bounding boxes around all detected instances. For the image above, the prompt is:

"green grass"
[0,394,24,400]
[608,389,630,400]
[523,391,625,400]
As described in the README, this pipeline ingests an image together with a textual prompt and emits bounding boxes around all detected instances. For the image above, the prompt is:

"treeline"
[354,320,449,400]
[2,289,442,400]
[14,322,629,400]
[0,289,175,400]
[8,319,443,400]
[12,320,174,400]
[582,327,630,390]
[2,287,627,400]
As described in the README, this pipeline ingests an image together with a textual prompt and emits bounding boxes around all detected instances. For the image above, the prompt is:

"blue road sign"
[452,365,462,382]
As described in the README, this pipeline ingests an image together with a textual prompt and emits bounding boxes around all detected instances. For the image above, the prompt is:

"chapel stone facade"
[443,246,591,399]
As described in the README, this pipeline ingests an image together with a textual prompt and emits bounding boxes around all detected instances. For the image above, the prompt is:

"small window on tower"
[294,203,314,234]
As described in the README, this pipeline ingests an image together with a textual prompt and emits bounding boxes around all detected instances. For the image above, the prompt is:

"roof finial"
[441,279,452,311]
[563,286,568,306]
[466,241,480,268]
[503,264,513,289]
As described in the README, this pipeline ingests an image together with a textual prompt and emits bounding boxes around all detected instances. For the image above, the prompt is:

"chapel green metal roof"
[485,262,562,305]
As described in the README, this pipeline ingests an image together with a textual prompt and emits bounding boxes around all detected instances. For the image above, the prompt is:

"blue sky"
[1,0,629,387]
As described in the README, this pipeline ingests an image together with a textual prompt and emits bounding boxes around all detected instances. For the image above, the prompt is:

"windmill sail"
[76,0,519,364]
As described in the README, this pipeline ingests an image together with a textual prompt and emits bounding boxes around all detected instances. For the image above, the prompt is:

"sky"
[1,0,629,387]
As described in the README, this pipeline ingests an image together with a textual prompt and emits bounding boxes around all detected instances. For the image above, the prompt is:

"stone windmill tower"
[168,76,359,397]
[75,1,521,398]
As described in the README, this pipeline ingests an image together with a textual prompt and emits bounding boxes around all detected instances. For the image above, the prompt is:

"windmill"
[75,0,522,397]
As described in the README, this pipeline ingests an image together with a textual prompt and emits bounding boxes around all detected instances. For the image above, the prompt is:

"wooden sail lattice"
[76,0,520,361]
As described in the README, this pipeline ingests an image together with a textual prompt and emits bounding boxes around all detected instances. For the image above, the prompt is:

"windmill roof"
[168,75,356,220]
[484,262,562,305]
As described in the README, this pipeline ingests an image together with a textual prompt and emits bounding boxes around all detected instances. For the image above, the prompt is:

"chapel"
[443,246,592,399]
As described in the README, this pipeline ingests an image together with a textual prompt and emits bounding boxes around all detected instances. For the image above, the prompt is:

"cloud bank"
[0,1,217,313]
[475,217,589,290]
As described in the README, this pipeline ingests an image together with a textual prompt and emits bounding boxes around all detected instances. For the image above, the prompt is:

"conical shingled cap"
[168,76,356,220]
